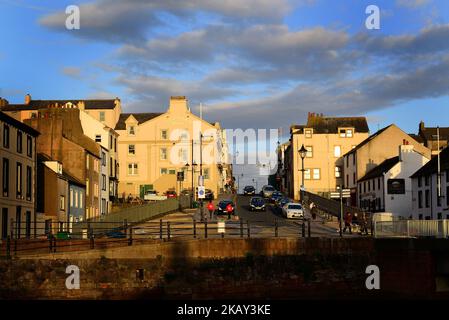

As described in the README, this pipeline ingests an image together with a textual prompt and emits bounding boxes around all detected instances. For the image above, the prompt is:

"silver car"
[282,203,304,219]
[261,185,275,198]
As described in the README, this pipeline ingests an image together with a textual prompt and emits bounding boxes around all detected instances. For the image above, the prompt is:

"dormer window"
[339,128,354,138]
[128,125,135,136]
[304,129,313,138]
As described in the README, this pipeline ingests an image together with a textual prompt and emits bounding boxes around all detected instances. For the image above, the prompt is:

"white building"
[358,145,430,218]
[411,145,449,220]
[79,111,119,214]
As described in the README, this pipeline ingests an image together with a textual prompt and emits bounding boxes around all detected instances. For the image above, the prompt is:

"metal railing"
[374,219,449,238]
[0,218,312,258]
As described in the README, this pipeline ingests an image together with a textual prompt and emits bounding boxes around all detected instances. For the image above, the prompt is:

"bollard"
[90,233,95,249]
[6,236,11,259]
[167,222,171,241]
[275,219,278,237]
[301,222,305,238]
[193,220,197,239]
[128,227,133,246]
[159,219,163,240]
[204,221,208,239]
[307,219,311,238]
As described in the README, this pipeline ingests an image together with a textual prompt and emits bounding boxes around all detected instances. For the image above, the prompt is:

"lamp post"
[298,144,307,203]
[184,161,197,208]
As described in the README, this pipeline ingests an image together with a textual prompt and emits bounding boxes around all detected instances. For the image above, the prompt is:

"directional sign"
[330,189,351,199]
[217,221,226,233]
[198,186,205,199]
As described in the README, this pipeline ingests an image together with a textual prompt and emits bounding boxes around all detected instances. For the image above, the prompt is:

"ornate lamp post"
[184,162,197,208]
[298,144,307,202]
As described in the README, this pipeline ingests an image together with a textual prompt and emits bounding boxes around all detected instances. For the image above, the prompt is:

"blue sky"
[1,0,449,140]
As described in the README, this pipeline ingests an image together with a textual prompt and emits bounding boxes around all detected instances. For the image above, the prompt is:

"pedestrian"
[343,212,352,234]
[359,213,369,235]
[309,202,316,220]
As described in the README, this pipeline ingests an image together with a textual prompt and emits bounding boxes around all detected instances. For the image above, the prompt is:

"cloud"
[61,66,81,79]
[396,0,430,9]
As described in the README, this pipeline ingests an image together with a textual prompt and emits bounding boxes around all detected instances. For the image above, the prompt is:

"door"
[1,208,8,239]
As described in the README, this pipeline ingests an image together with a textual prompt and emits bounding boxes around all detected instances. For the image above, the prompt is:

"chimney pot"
[25,93,31,105]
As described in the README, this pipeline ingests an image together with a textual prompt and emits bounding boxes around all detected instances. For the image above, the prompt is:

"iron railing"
[374,219,449,238]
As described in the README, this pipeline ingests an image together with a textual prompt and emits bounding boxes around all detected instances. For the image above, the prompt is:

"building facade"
[358,145,430,218]
[115,96,228,197]
[411,145,449,220]
[0,111,39,239]
[285,113,370,199]
[343,124,431,206]
[417,121,449,156]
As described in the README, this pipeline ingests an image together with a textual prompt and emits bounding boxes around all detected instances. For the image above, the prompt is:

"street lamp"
[298,144,307,203]
[184,162,197,208]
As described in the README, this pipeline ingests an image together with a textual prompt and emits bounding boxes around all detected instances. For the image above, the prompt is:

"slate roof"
[114,113,164,130]
[411,145,449,178]
[1,99,118,111]
[358,157,400,182]
[291,116,369,134]
[419,127,449,141]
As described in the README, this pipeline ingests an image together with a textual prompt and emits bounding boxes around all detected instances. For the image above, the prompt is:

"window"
[2,158,9,197]
[204,168,210,179]
[304,169,311,180]
[102,174,106,191]
[353,153,356,165]
[110,157,113,176]
[346,175,349,186]
[346,129,353,138]
[109,135,113,149]
[335,166,341,178]
[313,168,320,180]
[95,135,102,143]
[339,129,346,138]
[160,148,167,160]
[368,180,371,191]
[425,175,429,186]
[372,179,375,191]
[437,193,442,207]
[447,186,449,206]
[2,208,8,239]
[446,170,449,183]
[94,183,99,197]
[26,166,31,201]
[425,190,430,208]
[86,154,89,169]
[17,131,22,153]
[70,189,74,207]
[161,129,168,140]
[346,156,349,168]
[75,191,79,208]
[168,169,176,175]
[86,179,89,196]
[160,168,168,175]
[339,128,353,138]
[178,148,188,162]
[3,124,9,148]
[101,199,107,215]
[305,146,313,158]
[128,144,135,155]
[101,152,106,166]
[79,192,83,208]
[364,182,366,193]
[378,178,381,189]
[114,137,117,152]
[26,136,32,157]
[353,173,356,185]
[16,163,22,198]
[359,184,362,194]
[99,111,105,122]
[60,195,65,211]
[334,145,341,157]
[128,125,135,136]
[128,163,138,175]
[304,129,312,138]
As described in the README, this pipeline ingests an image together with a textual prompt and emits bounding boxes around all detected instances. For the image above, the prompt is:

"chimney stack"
[25,93,31,105]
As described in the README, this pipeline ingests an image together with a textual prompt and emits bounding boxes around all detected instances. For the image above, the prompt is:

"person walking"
[309,202,316,220]
[343,212,352,234]
[359,212,369,235]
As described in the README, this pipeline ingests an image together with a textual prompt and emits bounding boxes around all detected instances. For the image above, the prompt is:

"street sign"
[177,171,184,181]
[217,221,225,233]
[330,189,351,199]
[198,186,205,199]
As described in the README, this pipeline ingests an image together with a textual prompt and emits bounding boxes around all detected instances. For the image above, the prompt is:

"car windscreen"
[264,187,275,191]
[245,186,255,190]
[251,198,264,205]
[288,204,302,210]
[218,201,233,209]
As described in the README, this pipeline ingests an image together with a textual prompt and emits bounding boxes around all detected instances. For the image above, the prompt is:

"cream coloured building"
[115,96,229,198]
[285,113,370,200]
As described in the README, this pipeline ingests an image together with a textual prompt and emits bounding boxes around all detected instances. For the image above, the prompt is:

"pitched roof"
[291,115,369,134]
[408,133,424,144]
[344,125,393,156]
[114,113,164,130]
[1,99,118,111]
[419,127,449,141]
[358,157,400,182]
[411,145,449,178]
[0,111,40,136]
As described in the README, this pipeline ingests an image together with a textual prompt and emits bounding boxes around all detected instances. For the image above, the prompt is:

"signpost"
[330,188,351,237]
[198,186,205,199]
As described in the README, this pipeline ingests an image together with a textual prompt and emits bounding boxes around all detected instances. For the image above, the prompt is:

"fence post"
[128,227,133,246]
[275,219,278,237]
[167,222,171,241]
[10,218,14,240]
[301,222,305,238]
[159,219,163,240]
[90,233,94,249]
[49,232,53,252]
[247,220,250,238]
[6,236,11,259]
[53,235,57,253]
[240,220,244,238]
[204,221,208,239]
[193,220,197,239]
[307,219,311,238]
[87,222,91,239]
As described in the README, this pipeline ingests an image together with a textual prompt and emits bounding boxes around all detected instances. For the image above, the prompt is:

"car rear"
[244,186,256,195]
[249,197,266,212]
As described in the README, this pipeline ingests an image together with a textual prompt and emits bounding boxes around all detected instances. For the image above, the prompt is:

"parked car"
[165,190,177,198]
[276,197,291,208]
[243,185,256,196]
[105,228,126,238]
[270,191,283,203]
[261,185,276,198]
[249,196,266,212]
[144,190,167,201]
[282,203,304,219]
[215,200,235,215]
[205,189,214,200]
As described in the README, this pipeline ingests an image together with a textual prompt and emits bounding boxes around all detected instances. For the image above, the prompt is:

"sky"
[1,0,449,181]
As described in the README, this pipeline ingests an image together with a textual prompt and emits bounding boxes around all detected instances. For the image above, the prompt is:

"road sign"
[217,221,225,233]
[330,189,351,199]
[177,171,184,181]
[198,186,205,199]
